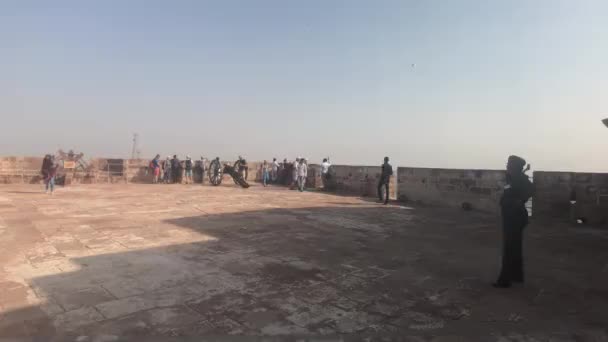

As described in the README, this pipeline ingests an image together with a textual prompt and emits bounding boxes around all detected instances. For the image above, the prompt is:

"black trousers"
[377,180,389,203]
[172,168,180,183]
[497,214,527,283]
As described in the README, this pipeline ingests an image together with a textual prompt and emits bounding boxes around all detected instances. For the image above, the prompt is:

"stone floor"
[0,183,607,341]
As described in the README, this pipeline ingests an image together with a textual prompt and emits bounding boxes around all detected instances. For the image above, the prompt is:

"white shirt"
[321,161,331,174]
[272,161,279,171]
[297,163,308,177]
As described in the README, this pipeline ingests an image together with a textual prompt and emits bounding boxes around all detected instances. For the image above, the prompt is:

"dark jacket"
[381,163,393,183]
[171,158,181,170]
[500,173,534,224]
[41,158,52,176]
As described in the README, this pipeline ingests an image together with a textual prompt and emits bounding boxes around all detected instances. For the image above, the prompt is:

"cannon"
[208,158,250,188]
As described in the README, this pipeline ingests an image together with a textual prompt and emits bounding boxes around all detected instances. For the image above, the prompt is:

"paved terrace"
[0,184,607,341]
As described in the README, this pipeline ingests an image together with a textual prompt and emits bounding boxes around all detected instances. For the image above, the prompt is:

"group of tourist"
[259,157,311,191]
[145,154,397,201]
[149,154,200,185]
[147,155,317,192]
[249,157,307,191]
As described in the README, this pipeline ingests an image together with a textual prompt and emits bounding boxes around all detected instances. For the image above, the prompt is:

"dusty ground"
[0,183,607,341]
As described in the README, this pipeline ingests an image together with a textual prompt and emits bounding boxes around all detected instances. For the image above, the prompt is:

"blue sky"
[2,0,607,171]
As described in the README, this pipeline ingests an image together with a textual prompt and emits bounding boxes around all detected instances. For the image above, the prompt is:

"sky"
[2,0,608,172]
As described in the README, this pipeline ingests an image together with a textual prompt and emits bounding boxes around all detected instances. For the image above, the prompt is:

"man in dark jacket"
[494,155,534,288]
[171,155,181,184]
[378,157,393,205]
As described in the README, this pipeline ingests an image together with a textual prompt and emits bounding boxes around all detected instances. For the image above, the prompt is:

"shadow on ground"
[1,203,608,341]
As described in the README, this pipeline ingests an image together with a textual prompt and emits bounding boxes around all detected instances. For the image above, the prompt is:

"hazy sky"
[2,0,607,171]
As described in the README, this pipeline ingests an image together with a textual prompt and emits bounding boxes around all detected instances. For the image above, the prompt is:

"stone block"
[575,173,593,183]
[462,179,475,189]
[470,187,492,195]
[95,295,154,319]
[52,306,105,331]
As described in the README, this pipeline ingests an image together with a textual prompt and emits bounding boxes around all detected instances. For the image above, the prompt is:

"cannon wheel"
[209,159,223,186]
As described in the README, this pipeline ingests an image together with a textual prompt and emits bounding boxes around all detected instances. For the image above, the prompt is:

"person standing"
[321,158,331,189]
[280,158,289,185]
[42,155,58,195]
[41,155,52,193]
[262,160,270,187]
[378,157,393,205]
[184,156,193,184]
[493,155,534,288]
[163,156,172,184]
[297,158,308,192]
[150,154,161,184]
[291,158,300,189]
[200,157,207,185]
[41,154,51,178]
[271,158,279,183]
[171,155,181,184]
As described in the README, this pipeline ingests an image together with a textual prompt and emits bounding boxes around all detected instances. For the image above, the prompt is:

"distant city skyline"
[2,0,607,172]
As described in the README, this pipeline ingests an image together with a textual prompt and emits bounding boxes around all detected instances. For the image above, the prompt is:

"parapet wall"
[397,167,506,214]
[0,157,44,184]
[312,164,397,199]
[533,171,608,224]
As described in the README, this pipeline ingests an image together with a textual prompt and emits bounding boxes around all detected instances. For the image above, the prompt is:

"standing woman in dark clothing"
[494,155,534,288]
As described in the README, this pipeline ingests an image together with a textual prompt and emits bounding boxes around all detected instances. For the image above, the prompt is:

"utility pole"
[131,133,139,159]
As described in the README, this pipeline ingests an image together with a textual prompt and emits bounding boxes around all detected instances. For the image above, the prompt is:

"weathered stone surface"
[0,183,607,340]
[397,167,505,213]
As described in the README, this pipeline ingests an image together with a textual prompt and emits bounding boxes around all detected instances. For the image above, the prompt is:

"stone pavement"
[0,183,607,341]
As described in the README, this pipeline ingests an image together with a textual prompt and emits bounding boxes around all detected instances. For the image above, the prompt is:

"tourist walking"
[297,158,308,192]
[271,158,279,183]
[493,155,534,288]
[184,156,193,184]
[377,157,393,205]
[150,154,161,184]
[321,158,331,189]
[262,160,270,187]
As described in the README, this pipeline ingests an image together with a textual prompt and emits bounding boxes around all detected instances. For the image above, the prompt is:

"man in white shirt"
[271,158,280,183]
[291,158,300,189]
[321,158,331,189]
[297,158,308,192]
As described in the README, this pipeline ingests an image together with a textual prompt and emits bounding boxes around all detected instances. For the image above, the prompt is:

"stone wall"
[397,167,506,213]
[0,156,44,184]
[312,164,397,199]
[0,156,128,185]
[533,171,608,224]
